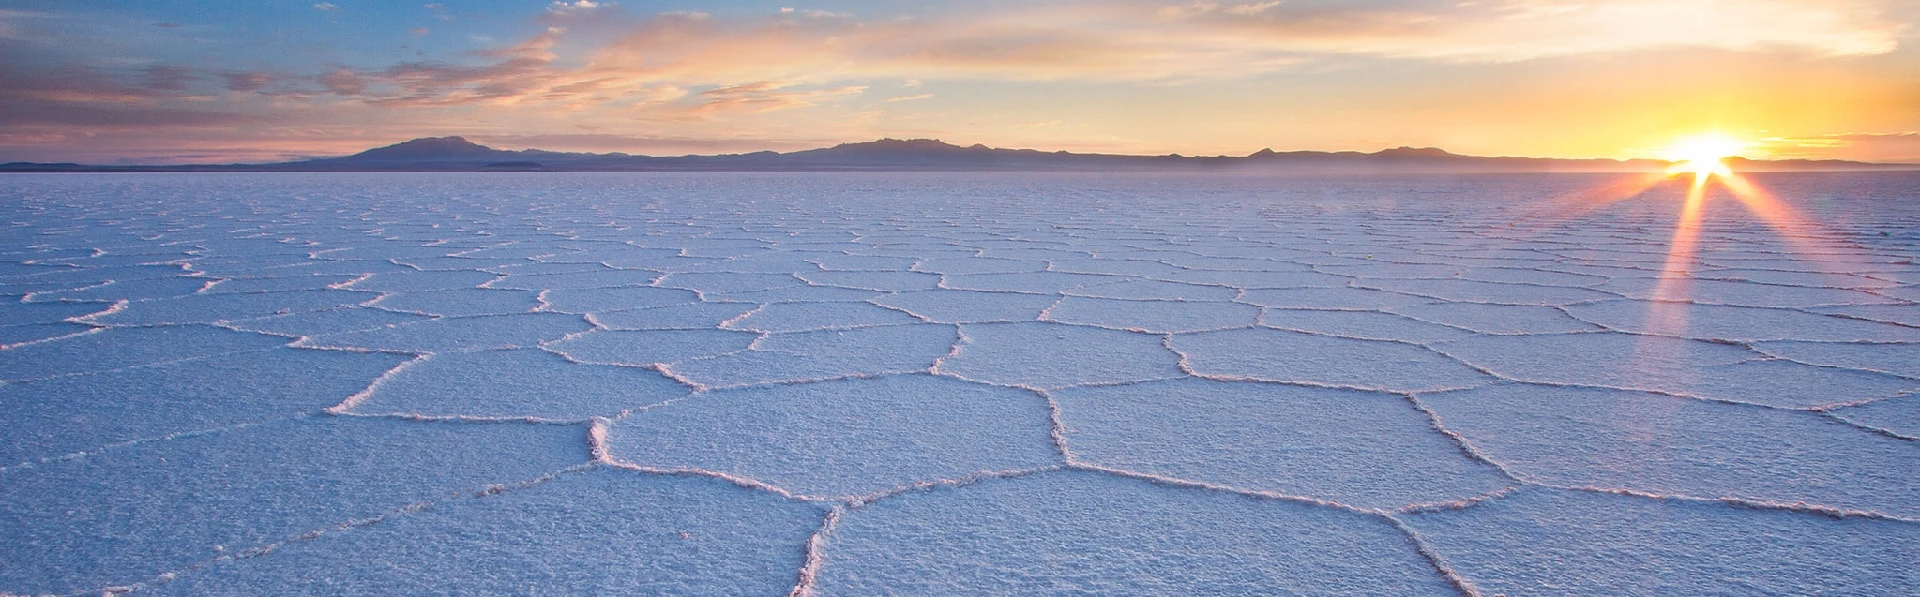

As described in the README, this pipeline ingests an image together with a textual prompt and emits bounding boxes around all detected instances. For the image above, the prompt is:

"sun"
[1662,133,1745,181]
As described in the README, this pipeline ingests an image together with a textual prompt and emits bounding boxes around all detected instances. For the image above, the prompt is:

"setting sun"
[1663,133,1747,180]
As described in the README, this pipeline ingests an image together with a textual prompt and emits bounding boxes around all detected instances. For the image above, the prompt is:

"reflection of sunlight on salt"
[1537,166,1844,447]
[1654,177,1711,291]
[1512,172,1666,229]
[1618,339,1689,447]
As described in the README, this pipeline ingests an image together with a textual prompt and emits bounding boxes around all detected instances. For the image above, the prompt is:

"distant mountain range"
[5,137,1912,173]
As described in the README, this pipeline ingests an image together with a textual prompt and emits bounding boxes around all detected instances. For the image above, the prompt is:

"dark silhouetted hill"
[4,138,1913,173]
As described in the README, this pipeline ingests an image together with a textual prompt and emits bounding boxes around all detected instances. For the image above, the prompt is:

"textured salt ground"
[0,417,585,594]
[1403,487,1919,595]
[1053,378,1512,510]
[607,375,1058,497]
[811,470,1457,595]
[1,172,1915,596]
[142,468,824,596]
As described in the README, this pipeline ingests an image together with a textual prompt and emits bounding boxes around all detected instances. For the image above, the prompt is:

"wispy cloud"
[1761,132,1920,162]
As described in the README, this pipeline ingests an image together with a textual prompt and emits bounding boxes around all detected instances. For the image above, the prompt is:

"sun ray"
[1650,176,1710,304]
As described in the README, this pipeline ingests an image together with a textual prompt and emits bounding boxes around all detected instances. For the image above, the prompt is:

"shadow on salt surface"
[368,288,541,317]
[797,269,943,292]
[1315,261,1464,279]
[1172,328,1489,392]
[1456,265,1607,287]
[306,312,591,352]
[1047,258,1188,278]
[810,254,919,271]
[1156,268,1353,289]
[0,417,584,595]
[1258,308,1474,344]
[0,325,287,381]
[672,255,832,275]
[389,255,521,271]
[723,301,922,333]
[1432,333,1918,406]
[591,302,755,330]
[92,289,378,326]
[342,269,501,292]
[1564,300,1920,342]
[1878,284,1920,301]
[1055,379,1511,510]
[199,274,363,293]
[1828,393,1920,439]
[1404,487,1920,595]
[537,285,699,313]
[1,276,114,298]
[0,347,410,466]
[706,284,885,303]
[352,348,686,420]
[910,257,1049,275]
[1420,384,1920,518]
[1687,360,1917,408]
[222,307,431,337]
[1236,286,1432,311]
[31,275,209,301]
[0,298,116,325]
[486,269,662,291]
[668,324,957,387]
[1064,278,1240,302]
[939,322,1183,389]
[143,467,823,596]
[486,259,607,276]
[1387,302,1602,335]
[5,263,185,285]
[869,289,1059,323]
[1692,268,1902,289]
[609,375,1058,497]
[545,328,759,367]
[1810,303,1920,327]
[1750,340,1920,379]
[1044,296,1259,333]
[812,469,1455,595]
[1354,278,1618,306]
[941,271,1120,294]
[657,272,803,295]
[0,321,94,345]
[1595,277,1900,308]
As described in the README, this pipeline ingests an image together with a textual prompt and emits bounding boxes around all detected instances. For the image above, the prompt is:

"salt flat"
[1,172,1915,595]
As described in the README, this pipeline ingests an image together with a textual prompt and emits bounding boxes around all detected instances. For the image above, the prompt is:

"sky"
[1,0,1916,164]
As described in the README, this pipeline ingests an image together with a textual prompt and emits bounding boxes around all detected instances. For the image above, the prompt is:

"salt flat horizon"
[1,171,1915,595]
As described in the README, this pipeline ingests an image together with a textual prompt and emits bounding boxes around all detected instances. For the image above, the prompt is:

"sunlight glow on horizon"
[1662,133,1745,183]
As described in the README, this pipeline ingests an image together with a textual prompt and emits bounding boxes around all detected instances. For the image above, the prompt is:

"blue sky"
[1,0,1915,163]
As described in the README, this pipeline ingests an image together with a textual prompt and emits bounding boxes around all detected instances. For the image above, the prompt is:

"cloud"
[143,65,195,92]
[221,71,273,92]
[1761,132,1920,163]
[318,67,368,96]
[544,0,1912,90]
[313,3,341,13]
[885,93,934,102]
[689,81,866,115]
[548,1,603,15]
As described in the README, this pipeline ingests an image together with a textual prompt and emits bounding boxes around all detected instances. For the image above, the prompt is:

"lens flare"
[1662,133,1744,182]
[1522,133,1835,339]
